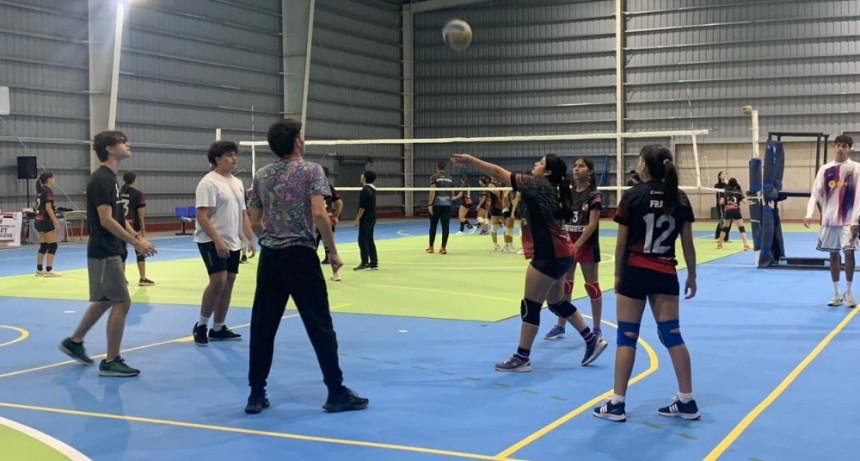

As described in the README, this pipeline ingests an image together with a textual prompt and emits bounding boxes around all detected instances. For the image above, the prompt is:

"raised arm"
[451,154,512,186]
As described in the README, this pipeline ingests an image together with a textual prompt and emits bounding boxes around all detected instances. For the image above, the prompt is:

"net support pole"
[402,4,415,217]
[692,132,701,189]
[614,0,626,204]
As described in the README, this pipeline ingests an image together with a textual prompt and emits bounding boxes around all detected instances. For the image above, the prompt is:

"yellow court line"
[0,402,530,461]
[0,306,351,380]
[0,325,29,348]
[703,307,860,461]
[496,321,660,459]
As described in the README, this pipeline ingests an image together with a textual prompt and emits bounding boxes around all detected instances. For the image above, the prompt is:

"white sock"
[677,392,694,403]
[834,281,841,295]
[846,281,853,293]
[212,322,224,331]
[198,315,210,328]
[610,393,625,404]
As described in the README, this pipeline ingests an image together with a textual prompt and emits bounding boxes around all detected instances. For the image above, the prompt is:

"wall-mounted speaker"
[17,156,37,180]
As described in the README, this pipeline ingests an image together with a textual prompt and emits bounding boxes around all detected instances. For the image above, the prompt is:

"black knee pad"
[38,242,49,254]
[738,226,746,233]
[547,300,577,319]
[46,242,58,255]
[721,227,731,234]
[520,298,542,326]
[136,253,146,263]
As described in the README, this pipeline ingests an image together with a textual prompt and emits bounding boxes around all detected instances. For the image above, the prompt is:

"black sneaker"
[353,264,371,271]
[209,325,242,341]
[138,278,155,286]
[245,392,271,414]
[239,255,248,264]
[323,387,369,413]
[98,356,140,377]
[658,396,701,420]
[58,337,93,365]
[193,323,208,347]
[581,337,608,366]
[321,257,330,264]
[369,264,379,270]
[593,400,626,422]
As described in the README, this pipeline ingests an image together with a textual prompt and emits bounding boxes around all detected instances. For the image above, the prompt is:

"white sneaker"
[35,270,45,277]
[330,272,341,282]
[827,294,843,306]
[455,231,464,236]
[843,292,856,307]
[43,271,62,277]
[494,245,502,252]
[469,227,477,235]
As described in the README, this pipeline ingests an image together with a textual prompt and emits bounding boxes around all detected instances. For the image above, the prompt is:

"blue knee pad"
[520,298,542,326]
[617,321,640,348]
[657,319,685,349]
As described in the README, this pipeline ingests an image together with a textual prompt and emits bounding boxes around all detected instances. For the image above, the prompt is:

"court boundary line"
[0,414,91,461]
[0,402,528,461]
[0,325,28,348]
[496,321,659,458]
[703,306,860,460]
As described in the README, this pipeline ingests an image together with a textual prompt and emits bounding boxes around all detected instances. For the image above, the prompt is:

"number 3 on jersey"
[642,213,675,254]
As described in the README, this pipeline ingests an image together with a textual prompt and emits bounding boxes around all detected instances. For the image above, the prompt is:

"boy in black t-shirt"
[353,170,378,270]
[58,131,157,377]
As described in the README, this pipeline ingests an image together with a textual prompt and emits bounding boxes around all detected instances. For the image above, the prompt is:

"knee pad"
[38,242,49,254]
[46,242,58,255]
[617,321,640,348]
[584,281,602,300]
[504,228,514,238]
[564,280,573,297]
[547,300,577,319]
[721,227,731,234]
[136,253,146,263]
[520,298,542,326]
[738,226,746,233]
[657,319,685,349]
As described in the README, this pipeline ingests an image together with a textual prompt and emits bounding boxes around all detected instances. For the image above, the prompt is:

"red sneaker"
[439,247,447,254]
[426,247,434,253]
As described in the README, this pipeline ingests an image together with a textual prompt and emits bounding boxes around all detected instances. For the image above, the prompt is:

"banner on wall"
[0,211,23,247]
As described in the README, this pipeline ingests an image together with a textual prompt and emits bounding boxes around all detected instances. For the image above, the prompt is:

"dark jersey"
[429,173,454,206]
[564,188,602,248]
[511,173,574,260]
[87,166,128,260]
[614,180,694,274]
[714,181,727,208]
[723,187,743,212]
[35,186,54,224]
[358,185,376,221]
[121,187,146,231]
[325,185,341,215]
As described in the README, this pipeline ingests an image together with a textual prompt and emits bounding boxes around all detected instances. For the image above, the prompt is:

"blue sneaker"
[544,325,566,340]
[593,400,626,422]
[658,396,701,420]
[494,354,531,372]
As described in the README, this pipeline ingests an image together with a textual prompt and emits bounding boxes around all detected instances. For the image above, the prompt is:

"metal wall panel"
[0,1,90,213]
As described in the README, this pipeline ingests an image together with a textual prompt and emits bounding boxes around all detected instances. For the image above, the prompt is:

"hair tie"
[663,159,671,166]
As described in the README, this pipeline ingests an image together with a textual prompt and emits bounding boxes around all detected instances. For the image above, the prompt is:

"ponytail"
[640,145,681,214]
[121,171,136,195]
[556,176,574,221]
[36,172,53,195]
[544,154,573,220]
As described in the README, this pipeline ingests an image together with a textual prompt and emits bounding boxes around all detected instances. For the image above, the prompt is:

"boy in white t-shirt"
[192,141,256,345]
[804,134,860,307]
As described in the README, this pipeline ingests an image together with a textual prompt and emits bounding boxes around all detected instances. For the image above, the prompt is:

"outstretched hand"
[451,153,474,167]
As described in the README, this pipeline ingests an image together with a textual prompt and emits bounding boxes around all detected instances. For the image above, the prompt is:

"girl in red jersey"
[545,157,604,340]
[34,172,62,277]
[452,153,607,372]
[593,145,699,423]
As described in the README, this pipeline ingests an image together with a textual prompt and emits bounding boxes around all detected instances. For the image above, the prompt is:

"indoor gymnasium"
[0,1,858,460]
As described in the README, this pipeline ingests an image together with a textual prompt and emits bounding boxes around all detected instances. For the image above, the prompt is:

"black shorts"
[616,265,680,300]
[502,210,512,219]
[530,257,573,279]
[34,219,55,233]
[724,210,742,220]
[490,208,503,217]
[197,242,241,275]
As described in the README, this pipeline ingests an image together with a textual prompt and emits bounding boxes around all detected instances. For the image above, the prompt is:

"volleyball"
[442,19,473,51]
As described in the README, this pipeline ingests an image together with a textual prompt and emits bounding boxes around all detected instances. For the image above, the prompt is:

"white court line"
[0,415,91,461]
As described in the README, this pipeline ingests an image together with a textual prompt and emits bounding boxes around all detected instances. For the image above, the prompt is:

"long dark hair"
[544,154,573,221]
[121,172,136,195]
[640,145,682,213]
[575,157,597,190]
[726,177,742,192]
[716,170,727,186]
[36,172,53,194]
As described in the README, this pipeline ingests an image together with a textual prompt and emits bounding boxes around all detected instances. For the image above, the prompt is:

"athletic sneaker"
[439,247,447,255]
[426,246,434,253]
[455,231,465,236]
[245,392,271,414]
[192,323,209,346]
[469,227,477,235]
[138,278,155,286]
[544,325,566,340]
[843,292,857,308]
[209,325,241,341]
[354,264,371,271]
[43,271,62,277]
[58,337,93,365]
[330,272,341,282]
[369,264,379,270]
[240,255,248,264]
[320,257,329,264]
[827,294,843,306]
[658,396,701,420]
[593,400,626,422]
[494,245,502,252]
[98,357,140,377]
[495,354,531,372]
[593,328,603,340]
[581,337,608,366]
[323,387,369,413]
[35,270,45,277]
